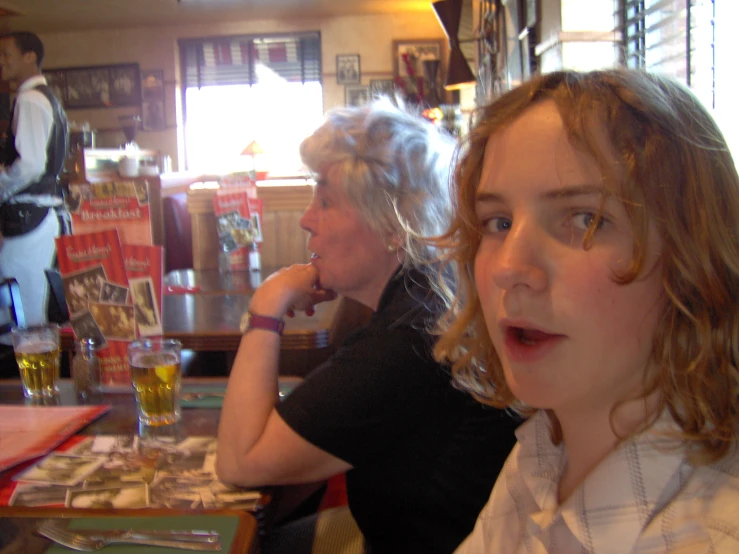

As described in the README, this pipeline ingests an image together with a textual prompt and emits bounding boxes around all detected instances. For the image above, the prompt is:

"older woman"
[216,99,519,554]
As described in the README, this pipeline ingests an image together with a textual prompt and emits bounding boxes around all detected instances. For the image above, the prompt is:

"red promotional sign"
[55,230,133,385]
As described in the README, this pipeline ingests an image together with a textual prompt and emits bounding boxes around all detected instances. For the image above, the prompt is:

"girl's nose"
[488,220,548,293]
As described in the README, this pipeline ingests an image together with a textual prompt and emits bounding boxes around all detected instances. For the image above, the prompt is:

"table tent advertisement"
[55,229,133,385]
[123,244,164,337]
[54,181,164,385]
[212,190,264,272]
[67,180,153,245]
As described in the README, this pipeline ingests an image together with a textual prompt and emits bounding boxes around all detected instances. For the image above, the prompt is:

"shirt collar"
[517,410,690,552]
[18,74,47,92]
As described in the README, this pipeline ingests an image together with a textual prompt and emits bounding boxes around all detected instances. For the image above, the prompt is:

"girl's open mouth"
[503,326,564,363]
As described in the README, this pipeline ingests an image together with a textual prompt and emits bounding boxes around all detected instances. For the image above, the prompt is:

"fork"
[39,519,220,543]
[37,519,223,551]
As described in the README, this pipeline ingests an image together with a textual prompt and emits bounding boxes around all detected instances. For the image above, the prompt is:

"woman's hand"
[249,264,337,318]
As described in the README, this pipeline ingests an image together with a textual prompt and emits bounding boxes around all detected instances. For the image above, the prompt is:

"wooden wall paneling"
[188,184,314,270]
[259,210,279,268]
[274,211,310,267]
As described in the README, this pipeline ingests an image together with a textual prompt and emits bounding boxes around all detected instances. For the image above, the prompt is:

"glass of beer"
[11,323,61,398]
[128,338,182,426]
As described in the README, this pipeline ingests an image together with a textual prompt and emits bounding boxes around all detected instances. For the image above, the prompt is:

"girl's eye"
[481,216,512,233]
[571,211,605,231]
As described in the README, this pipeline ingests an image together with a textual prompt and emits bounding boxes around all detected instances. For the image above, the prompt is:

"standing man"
[0,31,68,334]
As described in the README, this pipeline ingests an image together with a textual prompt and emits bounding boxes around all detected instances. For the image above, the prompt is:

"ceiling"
[0,0,433,34]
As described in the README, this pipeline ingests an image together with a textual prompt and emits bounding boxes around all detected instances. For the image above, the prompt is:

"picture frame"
[140,69,165,131]
[345,84,370,107]
[336,54,361,85]
[369,79,396,98]
[392,39,444,80]
[43,63,142,110]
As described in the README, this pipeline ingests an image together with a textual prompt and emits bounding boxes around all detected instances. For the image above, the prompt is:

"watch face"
[239,311,251,334]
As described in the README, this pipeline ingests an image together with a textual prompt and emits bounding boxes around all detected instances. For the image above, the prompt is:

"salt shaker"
[72,338,101,399]
[249,241,261,272]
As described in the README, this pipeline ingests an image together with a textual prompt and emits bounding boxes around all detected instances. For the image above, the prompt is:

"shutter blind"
[622,0,714,96]
[180,32,321,89]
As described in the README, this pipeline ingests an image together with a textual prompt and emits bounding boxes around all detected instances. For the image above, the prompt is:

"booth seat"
[163,192,194,272]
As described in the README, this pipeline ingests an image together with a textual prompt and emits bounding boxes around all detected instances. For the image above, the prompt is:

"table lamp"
[241,140,269,181]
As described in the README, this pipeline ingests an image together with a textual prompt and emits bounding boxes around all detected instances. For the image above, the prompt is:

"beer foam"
[15,341,58,354]
[133,352,178,368]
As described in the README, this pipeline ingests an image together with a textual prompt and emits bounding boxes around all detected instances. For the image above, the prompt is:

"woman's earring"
[386,243,397,253]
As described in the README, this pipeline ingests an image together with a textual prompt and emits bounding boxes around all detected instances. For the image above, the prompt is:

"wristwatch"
[240,311,285,335]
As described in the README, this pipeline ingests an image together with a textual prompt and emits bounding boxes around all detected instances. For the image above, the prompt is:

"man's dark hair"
[7,31,44,68]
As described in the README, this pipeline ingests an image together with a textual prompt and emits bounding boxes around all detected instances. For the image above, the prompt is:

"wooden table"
[165,268,261,294]
[61,272,343,352]
[0,379,325,536]
[161,269,371,377]
[59,269,369,376]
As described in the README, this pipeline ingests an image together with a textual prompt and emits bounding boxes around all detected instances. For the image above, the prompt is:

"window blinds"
[180,32,322,88]
[621,0,714,92]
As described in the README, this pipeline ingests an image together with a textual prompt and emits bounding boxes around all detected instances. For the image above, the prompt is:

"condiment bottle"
[72,338,101,399]
[249,241,261,272]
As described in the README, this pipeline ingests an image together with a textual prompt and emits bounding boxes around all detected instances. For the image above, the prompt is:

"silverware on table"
[37,519,223,551]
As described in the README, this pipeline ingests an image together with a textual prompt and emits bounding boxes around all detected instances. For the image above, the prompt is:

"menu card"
[219,171,258,192]
[123,244,164,337]
[0,405,110,474]
[55,229,134,385]
[67,180,153,246]
[213,192,264,271]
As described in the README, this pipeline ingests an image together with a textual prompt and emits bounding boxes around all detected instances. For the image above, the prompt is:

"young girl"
[434,69,739,552]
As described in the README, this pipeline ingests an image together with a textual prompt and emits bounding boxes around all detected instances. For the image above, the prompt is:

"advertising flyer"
[55,229,133,385]
[68,180,153,246]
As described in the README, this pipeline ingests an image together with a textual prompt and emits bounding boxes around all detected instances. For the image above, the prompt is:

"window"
[179,33,324,175]
[621,0,714,107]
[620,0,739,157]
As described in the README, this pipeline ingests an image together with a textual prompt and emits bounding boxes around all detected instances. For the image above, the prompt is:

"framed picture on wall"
[44,70,69,105]
[141,69,165,131]
[392,39,444,80]
[369,79,395,98]
[345,84,370,107]
[336,54,361,85]
[43,63,141,109]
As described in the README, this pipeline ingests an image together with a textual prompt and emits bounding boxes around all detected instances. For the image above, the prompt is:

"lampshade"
[432,0,462,39]
[445,44,476,90]
[432,0,477,91]
[241,140,264,156]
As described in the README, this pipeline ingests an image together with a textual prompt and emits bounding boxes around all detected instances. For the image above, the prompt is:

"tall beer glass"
[11,323,61,398]
[128,338,182,426]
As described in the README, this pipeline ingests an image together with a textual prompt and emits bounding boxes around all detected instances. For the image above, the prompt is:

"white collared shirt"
[0,74,53,203]
[456,410,739,554]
